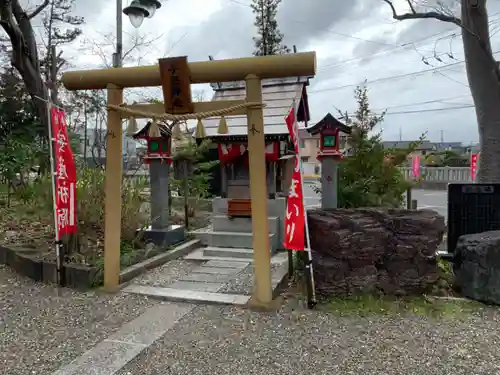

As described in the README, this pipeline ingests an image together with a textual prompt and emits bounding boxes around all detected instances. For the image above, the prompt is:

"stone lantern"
[307,113,351,209]
[133,121,184,246]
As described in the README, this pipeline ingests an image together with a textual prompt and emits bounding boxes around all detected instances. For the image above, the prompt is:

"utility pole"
[399,127,402,141]
[440,129,444,143]
[113,0,123,68]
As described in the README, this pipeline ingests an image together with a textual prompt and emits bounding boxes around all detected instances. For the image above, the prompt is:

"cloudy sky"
[52,0,500,144]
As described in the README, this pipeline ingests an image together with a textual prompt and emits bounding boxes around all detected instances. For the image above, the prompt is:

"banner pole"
[45,92,64,287]
[293,102,317,308]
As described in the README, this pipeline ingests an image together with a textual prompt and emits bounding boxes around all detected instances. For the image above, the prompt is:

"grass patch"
[319,294,482,319]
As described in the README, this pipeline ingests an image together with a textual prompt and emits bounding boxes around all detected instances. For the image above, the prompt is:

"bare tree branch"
[382,0,498,79]
[80,30,164,68]
[28,0,49,19]
[383,0,462,26]
[406,0,417,14]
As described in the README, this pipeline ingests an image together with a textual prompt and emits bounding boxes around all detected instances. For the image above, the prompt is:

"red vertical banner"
[412,155,421,179]
[471,153,479,181]
[283,108,305,251]
[50,108,78,237]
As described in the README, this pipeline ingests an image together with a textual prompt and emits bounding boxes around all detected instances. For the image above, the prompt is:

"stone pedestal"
[140,159,185,247]
[150,159,169,229]
[141,224,185,247]
[321,157,339,209]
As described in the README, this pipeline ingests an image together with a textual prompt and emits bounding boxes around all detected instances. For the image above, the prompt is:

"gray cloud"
[73,0,109,19]
[63,0,495,144]
[276,0,370,49]
[167,2,254,60]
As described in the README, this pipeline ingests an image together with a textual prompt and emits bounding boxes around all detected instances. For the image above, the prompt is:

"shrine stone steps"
[203,247,255,259]
[212,215,280,233]
[208,231,277,250]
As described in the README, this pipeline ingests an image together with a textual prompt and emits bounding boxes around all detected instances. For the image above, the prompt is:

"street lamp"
[123,0,149,28]
[142,0,162,18]
[123,0,162,28]
[115,0,162,67]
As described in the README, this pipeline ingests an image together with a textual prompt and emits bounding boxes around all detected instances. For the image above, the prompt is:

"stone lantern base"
[137,224,185,247]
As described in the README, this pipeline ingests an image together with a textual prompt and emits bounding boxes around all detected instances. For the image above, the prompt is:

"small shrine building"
[191,76,312,256]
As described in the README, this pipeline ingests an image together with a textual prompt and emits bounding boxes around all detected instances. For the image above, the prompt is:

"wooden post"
[245,74,272,306]
[221,163,228,198]
[406,187,412,209]
[268,161,276,199]
[103,84,124,290]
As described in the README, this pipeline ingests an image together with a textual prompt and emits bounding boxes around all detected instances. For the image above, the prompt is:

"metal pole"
[114,0,123,68]
[293,100,317,309]
[45,92,64,286]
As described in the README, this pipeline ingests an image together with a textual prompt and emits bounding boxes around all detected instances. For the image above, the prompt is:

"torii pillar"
[61,52,316,307]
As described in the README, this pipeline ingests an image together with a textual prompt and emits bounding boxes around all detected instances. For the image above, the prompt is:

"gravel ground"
[117,296,500,375]
[218,263,282,295]
[0,264,159,375]
[132,259,203,287]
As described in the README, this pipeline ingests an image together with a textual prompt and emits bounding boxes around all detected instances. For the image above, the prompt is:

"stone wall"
[307,208,445,296]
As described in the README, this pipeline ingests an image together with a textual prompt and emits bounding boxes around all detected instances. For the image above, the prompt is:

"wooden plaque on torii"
[158,56,193,114]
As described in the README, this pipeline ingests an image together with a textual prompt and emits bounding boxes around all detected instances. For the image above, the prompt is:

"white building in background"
[74,127,138,167]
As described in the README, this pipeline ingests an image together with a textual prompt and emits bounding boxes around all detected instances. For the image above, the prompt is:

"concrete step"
[212,215,279,233]
[209,231,276,249]
[203,246,255,259]
[123,284,250,306]
[185,247,288,264]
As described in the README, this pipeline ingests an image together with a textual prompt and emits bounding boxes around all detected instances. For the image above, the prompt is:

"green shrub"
[10,167,150,262]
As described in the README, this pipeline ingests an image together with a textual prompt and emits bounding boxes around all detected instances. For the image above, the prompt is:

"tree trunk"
[462,0,500,182]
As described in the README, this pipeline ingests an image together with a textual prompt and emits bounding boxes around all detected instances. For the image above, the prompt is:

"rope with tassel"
[108,101,265,122]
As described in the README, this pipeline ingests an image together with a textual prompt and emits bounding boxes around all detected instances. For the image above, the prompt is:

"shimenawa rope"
[107,101,265,122]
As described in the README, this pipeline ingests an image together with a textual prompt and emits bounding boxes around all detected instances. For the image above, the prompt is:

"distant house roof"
[434,142,463,150]
[195,76,312,138]
[382,140,435,150]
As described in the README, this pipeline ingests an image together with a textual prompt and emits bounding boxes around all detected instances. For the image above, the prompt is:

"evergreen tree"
[251,0,290,56]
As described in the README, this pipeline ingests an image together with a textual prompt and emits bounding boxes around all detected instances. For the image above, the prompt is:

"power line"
[310,48,500,94]
[309,60,465,93]
[318,13,500,72]
[317,29,459,72]
[310,103,475,125]
[313,104,475,123]
[383,104,474,115]
[370,94,472,112]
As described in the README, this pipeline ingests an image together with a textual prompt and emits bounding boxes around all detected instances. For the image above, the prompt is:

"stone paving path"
[122,252,288,305]
[53,254,288,374]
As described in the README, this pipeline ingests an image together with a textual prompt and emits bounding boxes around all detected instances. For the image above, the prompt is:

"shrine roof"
[306,113,352,135]
[132,121,171,139]
[194,76,312,138]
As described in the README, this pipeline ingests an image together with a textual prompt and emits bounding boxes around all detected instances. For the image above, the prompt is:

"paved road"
[303,182,447,220]
[303,181,321,208]
[411,189,447,220]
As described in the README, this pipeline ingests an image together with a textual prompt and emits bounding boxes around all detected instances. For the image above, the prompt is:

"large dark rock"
[454,231,500,304]
[307,208,445,296]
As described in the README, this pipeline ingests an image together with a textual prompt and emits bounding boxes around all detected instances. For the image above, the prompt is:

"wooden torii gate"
[61,52,316,307]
